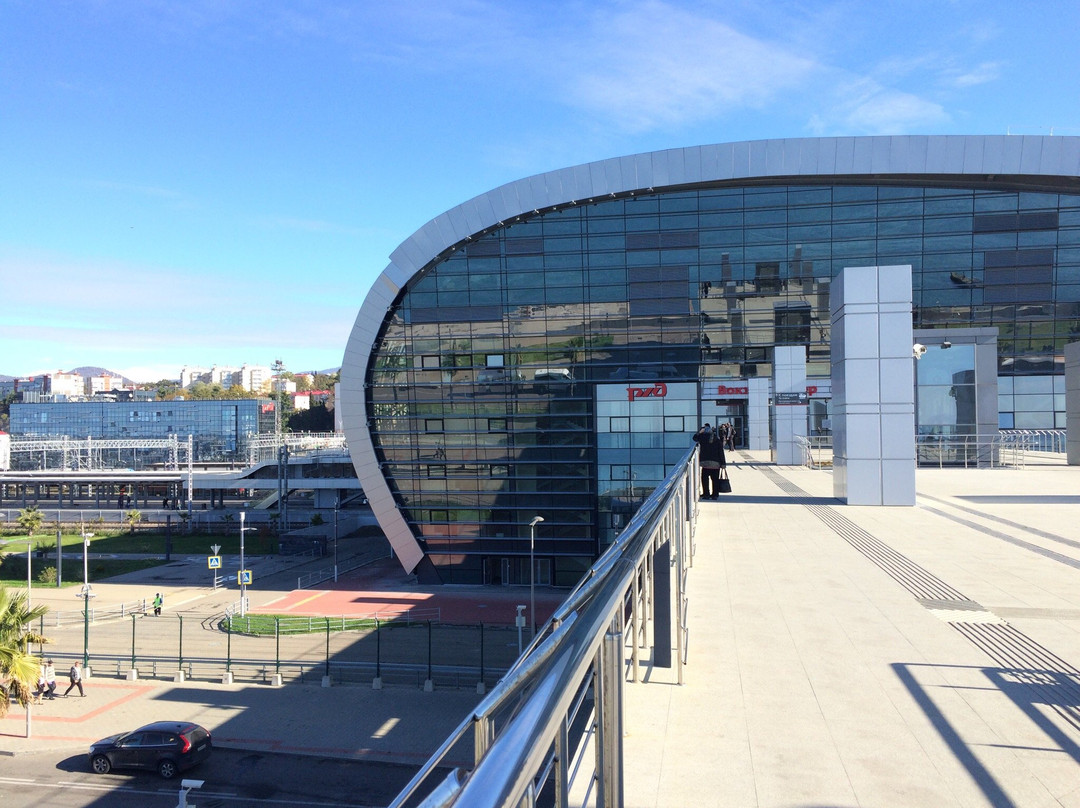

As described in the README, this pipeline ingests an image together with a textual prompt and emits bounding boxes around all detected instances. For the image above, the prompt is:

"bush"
[310,514,325,526]
[37,566,57,585]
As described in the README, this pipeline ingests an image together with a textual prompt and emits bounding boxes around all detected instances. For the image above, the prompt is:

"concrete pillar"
[773,346,808,465]
[830,265,915,505]
[1067,342,1080,465]
[748,378,770,450]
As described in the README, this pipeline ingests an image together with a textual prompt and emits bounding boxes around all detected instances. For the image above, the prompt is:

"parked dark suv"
[89,721,212,779]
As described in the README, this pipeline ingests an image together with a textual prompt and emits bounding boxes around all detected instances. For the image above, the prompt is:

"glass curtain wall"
[369,183,1080,583]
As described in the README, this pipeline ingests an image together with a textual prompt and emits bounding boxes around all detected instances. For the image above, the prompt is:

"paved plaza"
[625,452,1080,807]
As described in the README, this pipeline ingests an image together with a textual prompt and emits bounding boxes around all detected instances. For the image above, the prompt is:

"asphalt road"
[0,747,421,808]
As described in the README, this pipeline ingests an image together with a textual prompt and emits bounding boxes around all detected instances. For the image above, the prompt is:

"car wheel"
[91,755,112,775]
[157,759,178,779]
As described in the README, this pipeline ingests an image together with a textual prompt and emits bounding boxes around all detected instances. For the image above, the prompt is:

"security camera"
[912,344,927,359]
[181,779,205,789]
[941,340,952,349]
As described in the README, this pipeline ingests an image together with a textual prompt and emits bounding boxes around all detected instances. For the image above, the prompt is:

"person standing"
[721,422,735,451]
[693,423,727,500]
[153,592,163,617]
[63,660,85,697]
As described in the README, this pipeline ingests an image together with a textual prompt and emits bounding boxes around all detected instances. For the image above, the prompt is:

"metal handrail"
[389,447,699,808]
[915,433,1028,468]
[998,428,1066,454]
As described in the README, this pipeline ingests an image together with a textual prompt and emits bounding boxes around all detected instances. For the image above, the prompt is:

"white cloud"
[943,61,1002,89]
[562,1,819,132]
[830,77,949,134]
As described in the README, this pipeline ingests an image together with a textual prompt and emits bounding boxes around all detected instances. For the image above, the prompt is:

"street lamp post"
[78,528,95,671]
[333,496,339,583]
[239,511,247,617]
[528,516,544,639]
[25,540,32,739]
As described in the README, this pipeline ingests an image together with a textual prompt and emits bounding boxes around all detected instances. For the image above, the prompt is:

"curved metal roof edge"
[341,133,1080,576]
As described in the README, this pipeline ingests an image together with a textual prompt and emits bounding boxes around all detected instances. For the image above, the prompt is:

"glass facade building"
[10,399,276,466]
[341,136,1080,585]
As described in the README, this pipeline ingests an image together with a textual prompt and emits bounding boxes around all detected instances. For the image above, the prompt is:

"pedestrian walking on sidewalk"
[63,660,85,697]
[153,592,163,617]
[41,659,57,699]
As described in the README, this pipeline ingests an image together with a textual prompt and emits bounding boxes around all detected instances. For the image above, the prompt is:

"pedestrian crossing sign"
[208,556,222,569]
[238,569,253,585]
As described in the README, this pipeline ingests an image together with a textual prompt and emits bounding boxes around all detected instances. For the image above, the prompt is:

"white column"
[1067,342,1080,466]
[748,379,770,451]
[830,265,915,505]
[772,346,807,465]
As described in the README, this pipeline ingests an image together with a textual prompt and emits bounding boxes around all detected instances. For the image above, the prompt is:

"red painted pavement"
[253,558,567,626]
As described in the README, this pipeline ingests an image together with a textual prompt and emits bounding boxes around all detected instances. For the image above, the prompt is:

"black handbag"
[718,467,732,494]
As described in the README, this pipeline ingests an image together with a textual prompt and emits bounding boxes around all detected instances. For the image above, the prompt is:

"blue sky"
[2,0,1077,382]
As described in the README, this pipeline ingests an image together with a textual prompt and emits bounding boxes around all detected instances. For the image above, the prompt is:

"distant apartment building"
[44,371,84,398]
[0,378,41,397]
[238,364,271,392]
[292,390,333,411]
[179,366,209,388]
[84,374,126,396]
[181,363,272,392]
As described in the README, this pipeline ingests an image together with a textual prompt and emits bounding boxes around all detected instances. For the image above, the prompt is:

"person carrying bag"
[693,423,727,500]
[718,466,732,494]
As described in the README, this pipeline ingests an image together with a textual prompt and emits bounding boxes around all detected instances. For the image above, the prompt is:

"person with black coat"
[693,423,727,500]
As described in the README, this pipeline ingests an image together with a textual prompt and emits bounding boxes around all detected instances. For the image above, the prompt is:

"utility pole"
[271,358,286,442]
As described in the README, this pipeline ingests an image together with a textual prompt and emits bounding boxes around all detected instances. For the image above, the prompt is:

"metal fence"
[795,430,1068,470]
[34,610,522,692]
[915,433,1030,468]
[389,446,699,808]
[795,436,833,469]
[998,428,1067,454]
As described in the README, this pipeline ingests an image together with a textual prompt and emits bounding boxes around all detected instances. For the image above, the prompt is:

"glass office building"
[341,135,1080,584]
[10,399,277,466]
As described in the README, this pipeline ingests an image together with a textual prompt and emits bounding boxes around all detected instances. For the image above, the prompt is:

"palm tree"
[0,586,50,718]
[16,506,44,537]
[125,509,142,534]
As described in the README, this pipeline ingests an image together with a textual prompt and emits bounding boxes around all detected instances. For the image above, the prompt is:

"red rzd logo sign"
[628,382,667,402]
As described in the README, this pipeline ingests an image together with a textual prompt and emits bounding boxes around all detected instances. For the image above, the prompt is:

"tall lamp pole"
[239,511,247,617]
[25,540,32,739]
[333,496,339,583]
[80,534,95,668]
[528,516,544,639]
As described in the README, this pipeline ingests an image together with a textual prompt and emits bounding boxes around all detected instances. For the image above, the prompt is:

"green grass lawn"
[0,554,164,586]
[223,613,401,635]
[0,528,279,587]
[0,529,279,557]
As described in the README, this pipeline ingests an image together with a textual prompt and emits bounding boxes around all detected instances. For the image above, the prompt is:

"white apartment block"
[207,365,240,386]
[239,364,272,392]
[45,371,84,398]
[180,366,209,387]
[84,374,125,395]
[181,364,272,391]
